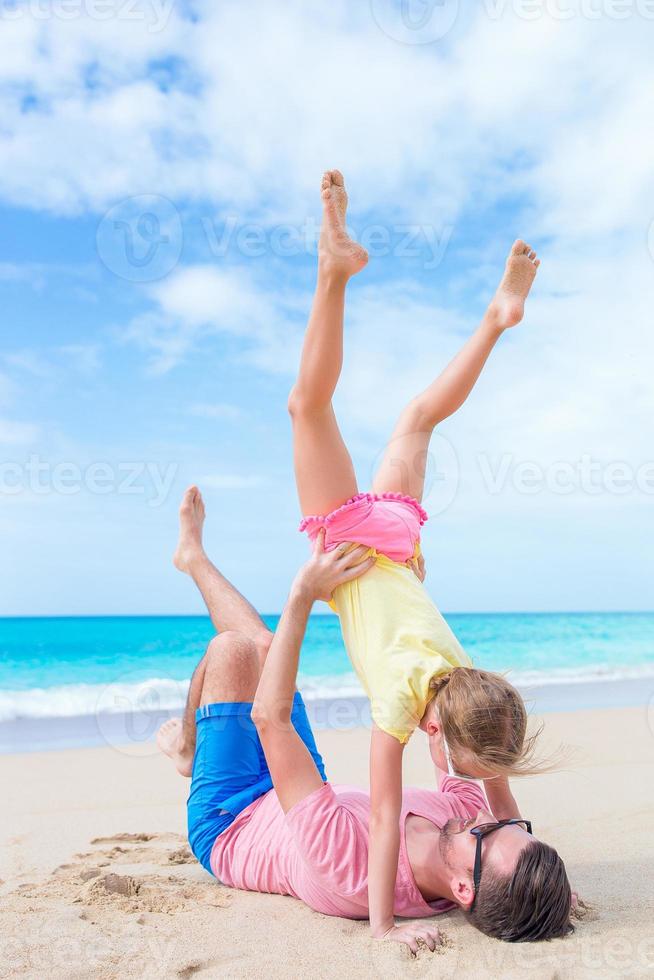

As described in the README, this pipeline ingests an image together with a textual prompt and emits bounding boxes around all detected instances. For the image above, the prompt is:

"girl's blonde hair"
[432,667,545,778]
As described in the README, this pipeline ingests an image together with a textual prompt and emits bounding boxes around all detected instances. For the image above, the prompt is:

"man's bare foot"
[318,170,368,279]
[156,717,194,777]
[488,239,540,330]
[173,486,206,574]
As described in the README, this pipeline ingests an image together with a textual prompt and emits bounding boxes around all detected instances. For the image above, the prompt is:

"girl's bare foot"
[488,239,540,330]
[156,717,193,777]
[173,486,206,574]
[318,170,368,279]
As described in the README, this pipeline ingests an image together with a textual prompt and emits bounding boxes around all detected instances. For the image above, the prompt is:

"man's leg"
[158,487,273,774]
[372,240,540,502]
[157,630,261,776]
[173,486,272,650]
[288,169,367,517]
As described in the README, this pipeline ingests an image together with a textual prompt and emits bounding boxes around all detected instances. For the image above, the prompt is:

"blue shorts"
[187,692,327,873]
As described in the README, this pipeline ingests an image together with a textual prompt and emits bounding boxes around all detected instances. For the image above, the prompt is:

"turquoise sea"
[1,612,653,727]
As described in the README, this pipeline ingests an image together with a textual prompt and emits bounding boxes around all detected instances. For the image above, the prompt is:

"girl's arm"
[368,727,403,939]
[368,727,441,953]
[483,776,522,821]
[252,533,375,813]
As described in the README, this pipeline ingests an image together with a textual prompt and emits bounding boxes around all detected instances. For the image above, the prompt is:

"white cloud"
[59,344,102,374]
[2,2,653,611]
[187,403,241,420]
[0,418,39,445]
[0,1,650,239]
[4,344,102,378]
[124,264,298,373]
[199,473,264,490]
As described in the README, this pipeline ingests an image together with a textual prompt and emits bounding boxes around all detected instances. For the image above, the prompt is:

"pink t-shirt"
[211,777,487,919]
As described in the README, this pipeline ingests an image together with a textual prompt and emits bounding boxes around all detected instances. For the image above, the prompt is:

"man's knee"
[252,629,273,667]
[206,630,257,661]
[206,629,271,665]
[201,631,261,703]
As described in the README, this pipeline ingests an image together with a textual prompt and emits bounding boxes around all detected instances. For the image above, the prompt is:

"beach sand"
[2,704,654,979]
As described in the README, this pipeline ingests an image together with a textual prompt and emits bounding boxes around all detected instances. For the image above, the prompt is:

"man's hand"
[291,529,376,603]
[407,553,426,583]
[374,921,441,956]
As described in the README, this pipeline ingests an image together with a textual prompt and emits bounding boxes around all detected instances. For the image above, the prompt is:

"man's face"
[439,810,533,909]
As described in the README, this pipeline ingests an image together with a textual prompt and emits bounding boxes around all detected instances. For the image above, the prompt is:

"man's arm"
[251,533,374,813]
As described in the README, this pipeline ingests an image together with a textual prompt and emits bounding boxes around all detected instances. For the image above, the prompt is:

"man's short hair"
[466,840,574,942]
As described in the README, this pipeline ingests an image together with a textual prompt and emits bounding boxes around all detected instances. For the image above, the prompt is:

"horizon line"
[0,610,652,621]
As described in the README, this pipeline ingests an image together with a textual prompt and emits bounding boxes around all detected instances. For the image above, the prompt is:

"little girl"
[289,170,542,946]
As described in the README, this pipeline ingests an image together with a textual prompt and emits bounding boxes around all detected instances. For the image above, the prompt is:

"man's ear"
[450,876,475,909]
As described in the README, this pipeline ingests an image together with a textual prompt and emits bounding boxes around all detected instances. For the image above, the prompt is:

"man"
[158,488,573,952]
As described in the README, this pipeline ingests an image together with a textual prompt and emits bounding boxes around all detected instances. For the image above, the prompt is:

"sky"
[1,0,653,616]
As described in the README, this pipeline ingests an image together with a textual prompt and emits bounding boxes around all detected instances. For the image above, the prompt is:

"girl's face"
[420,699,495,780]
[420,699,449,770]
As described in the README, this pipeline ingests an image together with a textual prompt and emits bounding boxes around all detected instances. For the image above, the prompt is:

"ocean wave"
[1,663,654,722]
[0,677,189,723]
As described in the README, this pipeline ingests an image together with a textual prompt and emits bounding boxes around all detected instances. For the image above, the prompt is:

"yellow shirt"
[331,550,471,743]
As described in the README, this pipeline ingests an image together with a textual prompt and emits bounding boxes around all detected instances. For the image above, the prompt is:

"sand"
[2,704,654,979]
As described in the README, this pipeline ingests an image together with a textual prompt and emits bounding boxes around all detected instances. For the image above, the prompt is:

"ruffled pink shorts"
[299,492,428,564]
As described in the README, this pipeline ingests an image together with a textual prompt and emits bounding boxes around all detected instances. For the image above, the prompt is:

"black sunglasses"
[470,819,533,906]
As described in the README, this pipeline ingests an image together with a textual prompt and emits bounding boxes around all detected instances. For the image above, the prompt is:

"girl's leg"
[288,170,368,517]
[373,240,540,502]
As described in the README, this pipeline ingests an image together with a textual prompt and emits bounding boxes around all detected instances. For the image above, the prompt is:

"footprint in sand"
[84,832,194,869]
[8,831,223,921]
[571,897,598,922]
[177,962,210,979]
[90,832,156,844]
